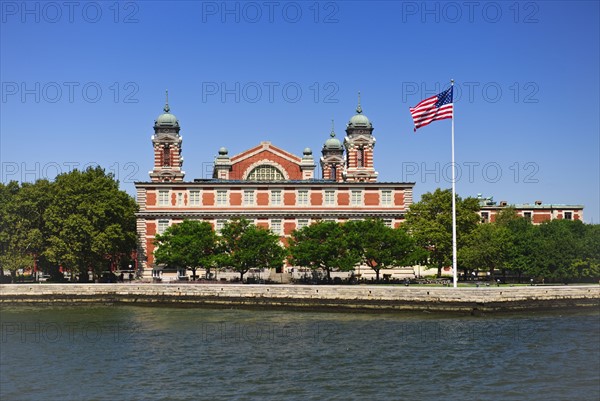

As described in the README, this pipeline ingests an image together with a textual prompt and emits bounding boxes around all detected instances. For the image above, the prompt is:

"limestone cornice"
[135,181,415,189]
[136,210,407,220]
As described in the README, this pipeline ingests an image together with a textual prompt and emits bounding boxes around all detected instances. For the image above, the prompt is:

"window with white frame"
[216,219,227,234]
[157,220,169,235]
[244,190,255,206]
[297,219,309,229]
[383,219,393,228]
[271,219,282,235]
[324,190,335,206]
[564,211,573,220]
[158,190,169,206]
[247,164,284,181]
[523,211,532,220]
[381,190,392,206]
[216,190,228,205]
[297,190,309,205]
[189,190,201,206]
[351,190,362,206]
[271,190,282,205]
[177,192,184,206]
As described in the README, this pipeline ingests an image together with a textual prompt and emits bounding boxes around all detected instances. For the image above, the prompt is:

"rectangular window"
[357,147,365,168]
[324,190,335,206]
[216,190,228,205]
[158,190,169,206]
[564,211,573,220]
[157,220,169,235]
[297,219,309,229]
[351,190,362,206]
[271,190,282,205]
[271,219,282,235]
[244,190,255,206]
[177,192,184,206]
[523,211,532,220]
[383,219,393,228]
[481,212,489,223]
[297,190,309,205]
[381,190,392,206]
[189,190,201,206]
[216,219,226,234]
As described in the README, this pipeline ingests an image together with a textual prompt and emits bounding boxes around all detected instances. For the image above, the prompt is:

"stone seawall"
[1,284,598,313]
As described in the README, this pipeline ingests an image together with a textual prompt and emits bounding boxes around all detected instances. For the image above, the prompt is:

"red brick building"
[135,96,415,279]
[477,194,583,224]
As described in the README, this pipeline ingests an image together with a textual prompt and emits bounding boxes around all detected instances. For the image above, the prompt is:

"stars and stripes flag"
[409,86,453,131]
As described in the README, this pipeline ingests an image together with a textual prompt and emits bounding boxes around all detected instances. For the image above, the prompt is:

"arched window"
[357,146,365,168]
[247,165,284,181]
[163,145,171,167]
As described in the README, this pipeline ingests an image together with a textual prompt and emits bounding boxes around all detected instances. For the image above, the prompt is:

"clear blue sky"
[1,1,599,222]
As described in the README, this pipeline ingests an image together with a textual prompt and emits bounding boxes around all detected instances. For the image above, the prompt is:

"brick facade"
[135,101,415,276]
[477,196,583,225]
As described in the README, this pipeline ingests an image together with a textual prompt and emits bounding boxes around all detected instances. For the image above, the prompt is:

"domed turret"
[347,91,372,129]
[154,90,180,129]
[321,120,344,182]
[324,133,343,150]
[323,121,343,151]
[344,92,377,182]
[149,91,185,183]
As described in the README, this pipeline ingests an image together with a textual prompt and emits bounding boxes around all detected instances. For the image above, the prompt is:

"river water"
[1,306,598,401]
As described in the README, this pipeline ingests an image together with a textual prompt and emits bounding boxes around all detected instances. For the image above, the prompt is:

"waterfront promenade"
[1,283,598,313]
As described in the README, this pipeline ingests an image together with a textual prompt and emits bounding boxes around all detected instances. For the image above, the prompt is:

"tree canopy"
[344,219,421,281]
[0,167,137,282]
[288,221,359,281]
[216,219,286,281]
[154,220,218,279]
[460,208,599,283]
[405,188,480,277]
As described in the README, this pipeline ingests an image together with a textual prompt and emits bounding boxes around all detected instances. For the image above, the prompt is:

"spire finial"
[330,119,335,137]
[164,89,170,113]
[356,91,362,114]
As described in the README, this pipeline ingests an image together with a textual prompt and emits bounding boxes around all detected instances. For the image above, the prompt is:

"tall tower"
[149,91,184,182]
[344,93,377,182]
[320,120,344,181]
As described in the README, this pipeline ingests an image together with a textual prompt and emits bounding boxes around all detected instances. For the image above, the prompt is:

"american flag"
[409,86,453,131]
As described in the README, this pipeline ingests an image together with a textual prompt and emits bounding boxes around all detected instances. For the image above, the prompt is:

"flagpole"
[450,79,458,288]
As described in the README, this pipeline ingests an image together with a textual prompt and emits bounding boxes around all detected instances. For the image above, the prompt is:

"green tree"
[570,224,600,280]
[288,221,359,281]
[217,219,286,281]
[0,181,21,279]
[154,220,218,280]
[405,188,480,277]
[531,219,587,282]
[495,208,536,282]
[0,180,54,281]
[43,167,137,281]
[345,219,419,281]
[460,223,512,279]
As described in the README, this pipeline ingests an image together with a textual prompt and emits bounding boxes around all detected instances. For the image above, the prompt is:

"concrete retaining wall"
[1,284,598,313]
